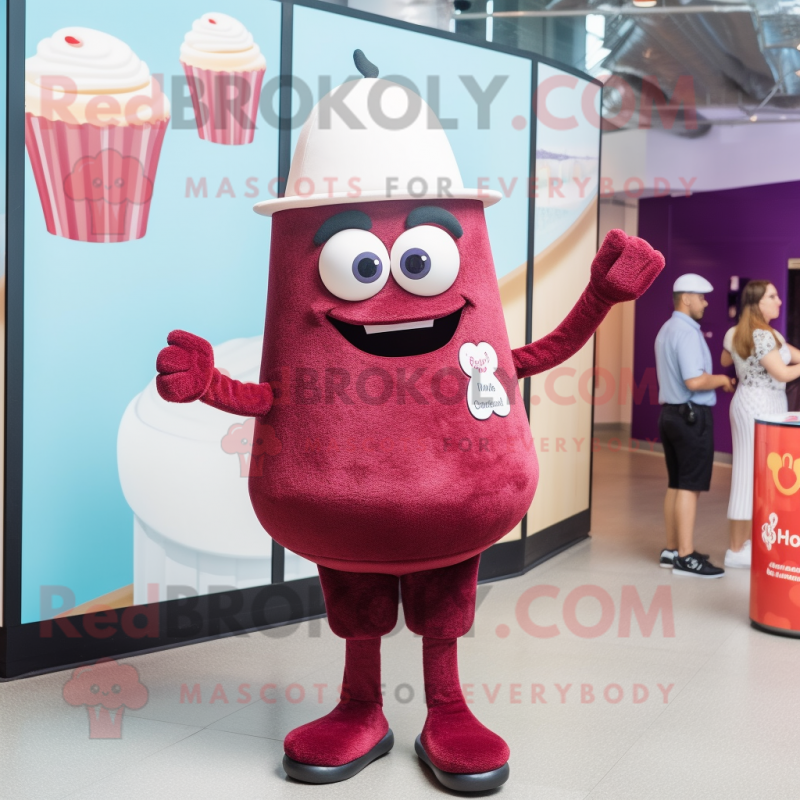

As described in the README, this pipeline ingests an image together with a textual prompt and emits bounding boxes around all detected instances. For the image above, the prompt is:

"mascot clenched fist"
[157,51,664,791]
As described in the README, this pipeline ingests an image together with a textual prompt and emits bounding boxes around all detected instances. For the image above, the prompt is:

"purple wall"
[633,180,799,453]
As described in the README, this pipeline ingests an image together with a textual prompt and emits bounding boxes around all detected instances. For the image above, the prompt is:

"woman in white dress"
[721,281,800,567]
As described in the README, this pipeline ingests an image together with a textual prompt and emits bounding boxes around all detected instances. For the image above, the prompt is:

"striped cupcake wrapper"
[183,63,265,146]
[25,113,168,243]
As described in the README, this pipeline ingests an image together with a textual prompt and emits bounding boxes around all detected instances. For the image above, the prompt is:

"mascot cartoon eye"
[390,225,460,297]
[319,229,390,301]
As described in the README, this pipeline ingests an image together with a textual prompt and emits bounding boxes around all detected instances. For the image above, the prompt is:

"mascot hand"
[156,330,215,403]
[589,229,665,305]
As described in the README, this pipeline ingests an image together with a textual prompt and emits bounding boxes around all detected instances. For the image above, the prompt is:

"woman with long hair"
[721,280,800,567]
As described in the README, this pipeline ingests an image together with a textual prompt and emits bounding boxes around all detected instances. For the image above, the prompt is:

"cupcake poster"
[19,3,282,624]
[181,12,267,146]
[24,27,171,243]
[24,12,266,244]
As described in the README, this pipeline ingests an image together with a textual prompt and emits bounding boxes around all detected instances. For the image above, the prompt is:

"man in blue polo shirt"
[655,274,735,578]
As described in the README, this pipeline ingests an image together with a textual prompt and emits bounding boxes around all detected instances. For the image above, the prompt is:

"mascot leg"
[401,555,510,792]
[282,568,398,784]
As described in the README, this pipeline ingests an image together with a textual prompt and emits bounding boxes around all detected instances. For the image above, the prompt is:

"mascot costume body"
[157,52,664,791]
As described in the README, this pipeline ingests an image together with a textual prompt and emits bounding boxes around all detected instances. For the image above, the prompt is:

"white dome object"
[254,75,501,216]
[118,337,272,604]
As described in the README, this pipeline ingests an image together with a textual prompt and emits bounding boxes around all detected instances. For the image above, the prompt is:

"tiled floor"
[3,444,798,799]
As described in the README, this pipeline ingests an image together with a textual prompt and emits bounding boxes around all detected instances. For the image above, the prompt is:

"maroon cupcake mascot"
[156,52,664,790]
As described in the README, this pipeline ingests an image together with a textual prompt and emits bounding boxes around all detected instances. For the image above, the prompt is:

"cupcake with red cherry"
[180,12,266,145]
[25,27,170,242]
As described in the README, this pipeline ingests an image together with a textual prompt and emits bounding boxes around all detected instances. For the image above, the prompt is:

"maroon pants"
[318,554,480,640]
[285,553,509,774]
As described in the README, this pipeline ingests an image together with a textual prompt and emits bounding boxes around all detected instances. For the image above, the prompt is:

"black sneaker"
[660,549,677,568]
[660,549,710,568]
[673,553,724,578]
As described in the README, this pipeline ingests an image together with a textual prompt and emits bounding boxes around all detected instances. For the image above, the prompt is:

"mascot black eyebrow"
[157,51,664,791]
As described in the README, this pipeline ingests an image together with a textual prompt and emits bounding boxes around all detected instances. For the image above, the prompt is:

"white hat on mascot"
[253,50,502,216]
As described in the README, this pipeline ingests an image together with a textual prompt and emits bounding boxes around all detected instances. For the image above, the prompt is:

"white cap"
[254,65,501,216]
[673,273,714,294]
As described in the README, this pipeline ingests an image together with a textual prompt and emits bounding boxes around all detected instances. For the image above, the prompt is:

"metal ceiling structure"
[455,0,800,131]
[329,0,800,131]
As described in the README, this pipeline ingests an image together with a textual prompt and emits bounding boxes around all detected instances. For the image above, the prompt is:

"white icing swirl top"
[26,27,151,93]
[25,28,169,126]
[180,13,266,72]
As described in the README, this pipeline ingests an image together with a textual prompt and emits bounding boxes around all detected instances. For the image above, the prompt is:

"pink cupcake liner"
[25,113,168,243]
[183,64,265,145]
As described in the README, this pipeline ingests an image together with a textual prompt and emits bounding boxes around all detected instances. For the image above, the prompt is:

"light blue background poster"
[22,0,281,622]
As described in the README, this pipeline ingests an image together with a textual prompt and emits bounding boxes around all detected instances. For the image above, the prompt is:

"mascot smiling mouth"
[328,308,463,357]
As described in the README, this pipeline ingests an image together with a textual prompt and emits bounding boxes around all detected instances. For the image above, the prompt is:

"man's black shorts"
[658,404,714,492]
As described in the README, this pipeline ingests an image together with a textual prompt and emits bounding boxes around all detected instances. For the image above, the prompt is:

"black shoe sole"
[415,734,510,792]
[283,729,394,784]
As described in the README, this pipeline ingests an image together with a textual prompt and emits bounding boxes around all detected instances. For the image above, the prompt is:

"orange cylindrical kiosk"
[751,413,800,636]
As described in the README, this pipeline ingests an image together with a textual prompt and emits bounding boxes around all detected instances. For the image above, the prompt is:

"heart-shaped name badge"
[458,342,510,421]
